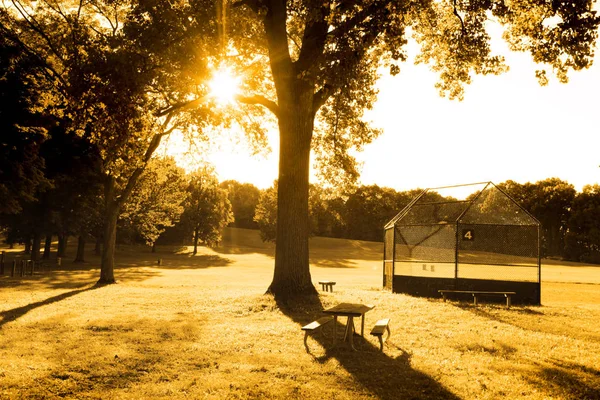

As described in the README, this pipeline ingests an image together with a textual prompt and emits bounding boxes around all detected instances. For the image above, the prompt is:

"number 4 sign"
[462,229,474,241]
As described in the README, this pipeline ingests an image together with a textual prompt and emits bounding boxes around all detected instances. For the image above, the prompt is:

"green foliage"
[220,180,261,229]
[0,35,52,215]
[254,182,278,243]
[120,157,187,246]
[565,184,600,263]
[499,178,576,257]
[345,185,419,242]
[180,168,234,248]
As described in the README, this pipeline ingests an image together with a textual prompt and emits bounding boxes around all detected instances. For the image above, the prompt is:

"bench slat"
[370,318,390,336]
[438,290,516,295]
[302,316,333,331]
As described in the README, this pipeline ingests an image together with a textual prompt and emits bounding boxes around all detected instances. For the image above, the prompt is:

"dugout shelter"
[383,182,541,305]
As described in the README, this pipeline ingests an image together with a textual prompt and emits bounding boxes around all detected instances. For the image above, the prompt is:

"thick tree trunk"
[267,95,317,300]
[193,228,199,255]
[31,233,41,261]
[74,235,86,263]
[57,234,68,258]
[99,202,119,284]
[43,235,52,259]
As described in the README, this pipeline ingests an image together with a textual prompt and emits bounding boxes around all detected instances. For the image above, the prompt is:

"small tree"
[120,157,187,252]
[180,169,234,254]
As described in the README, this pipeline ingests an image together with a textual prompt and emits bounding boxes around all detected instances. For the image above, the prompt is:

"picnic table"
[323,303,374,351]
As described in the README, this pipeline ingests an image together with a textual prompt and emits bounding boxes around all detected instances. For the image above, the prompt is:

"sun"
[208,66,240,104]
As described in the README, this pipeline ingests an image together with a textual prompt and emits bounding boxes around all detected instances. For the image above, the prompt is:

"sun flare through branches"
[208,66,240,104]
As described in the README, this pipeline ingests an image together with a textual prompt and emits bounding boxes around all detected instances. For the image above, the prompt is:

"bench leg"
[377,335,384,351]
[442,293,447,302]
[304,331,310,351]
[505,294,511,308]
[473,294,478,306]
[329,284,333,292]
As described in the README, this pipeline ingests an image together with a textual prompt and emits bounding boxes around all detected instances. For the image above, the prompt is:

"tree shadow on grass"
[0,283,100,329]
[525,359,600,399]
[276,296,460,400]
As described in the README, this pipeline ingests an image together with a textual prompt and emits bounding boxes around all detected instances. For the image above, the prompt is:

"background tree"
[499,178,576,257]
[565,184,600,263]
[180,169,234,254]
[0,33,51,216]
[120,157,187,252]
[220,180,261,229]
[228,0,599,299]
[254,182,278,242]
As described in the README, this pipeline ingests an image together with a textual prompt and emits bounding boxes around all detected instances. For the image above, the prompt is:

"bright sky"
[161,27,600,194]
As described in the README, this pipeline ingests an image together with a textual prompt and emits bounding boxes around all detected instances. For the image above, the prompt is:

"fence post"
[11,260,16,277]
[29,260,34,276]
[21,260,26,277]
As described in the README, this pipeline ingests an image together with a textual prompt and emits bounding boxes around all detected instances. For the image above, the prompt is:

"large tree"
[1,0,224,283]
[227,0,599,299]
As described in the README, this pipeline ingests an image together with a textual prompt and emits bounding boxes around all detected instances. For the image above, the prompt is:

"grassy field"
[1,228,599,399]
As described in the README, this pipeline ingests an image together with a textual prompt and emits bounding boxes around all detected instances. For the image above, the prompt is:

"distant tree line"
[246,178,600,264]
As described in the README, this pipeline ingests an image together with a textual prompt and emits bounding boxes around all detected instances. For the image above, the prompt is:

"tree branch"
[453,0,466,34]
[296,4,329,72]
[312,84,334,115]
[237,94,279,117]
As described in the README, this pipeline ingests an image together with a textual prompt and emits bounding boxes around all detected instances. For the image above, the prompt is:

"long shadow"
[276,296,460,399]
[525,359,600,399]
[0,283,100,329]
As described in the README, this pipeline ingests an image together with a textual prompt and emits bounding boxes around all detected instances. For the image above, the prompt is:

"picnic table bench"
[301,316,334,349]
[318,281,336,292]
[438,290,516,307]
[370,318,391,351]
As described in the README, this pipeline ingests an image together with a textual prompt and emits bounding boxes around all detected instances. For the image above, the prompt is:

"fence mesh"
[386,182,540,285]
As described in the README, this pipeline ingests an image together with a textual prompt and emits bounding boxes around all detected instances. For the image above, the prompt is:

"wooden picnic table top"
[322,303,374,317]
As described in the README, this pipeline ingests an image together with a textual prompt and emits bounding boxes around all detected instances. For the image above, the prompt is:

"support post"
[11,260,16,277]
[0,251,4,275]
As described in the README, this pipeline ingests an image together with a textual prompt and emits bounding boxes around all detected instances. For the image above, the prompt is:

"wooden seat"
[301,316,334,350]
[438,290,517,307]
[370,318,391,351]
[318,281,336,292]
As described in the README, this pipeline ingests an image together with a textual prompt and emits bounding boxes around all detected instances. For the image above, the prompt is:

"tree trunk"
[94,236,102,256]
[57,234,68,258]
[267,92,317,300]
[193,228,199,255]
[31,233,41,261]
[43,235,52,259]
[74,235,86,263]
[99,201,119,284]
[24,236,32,255]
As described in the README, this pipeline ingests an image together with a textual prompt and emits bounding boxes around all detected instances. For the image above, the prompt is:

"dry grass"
[1,228,599,399]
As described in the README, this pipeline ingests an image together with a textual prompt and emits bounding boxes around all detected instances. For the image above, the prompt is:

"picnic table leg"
[332,316,337,346]
[347,317,356,351]
[361,314,365,337]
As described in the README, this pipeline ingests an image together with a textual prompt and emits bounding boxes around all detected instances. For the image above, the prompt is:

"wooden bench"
[438,290,517,307]
[318,281,336,292]
[370,318,391,351]
[301,316,334,349]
